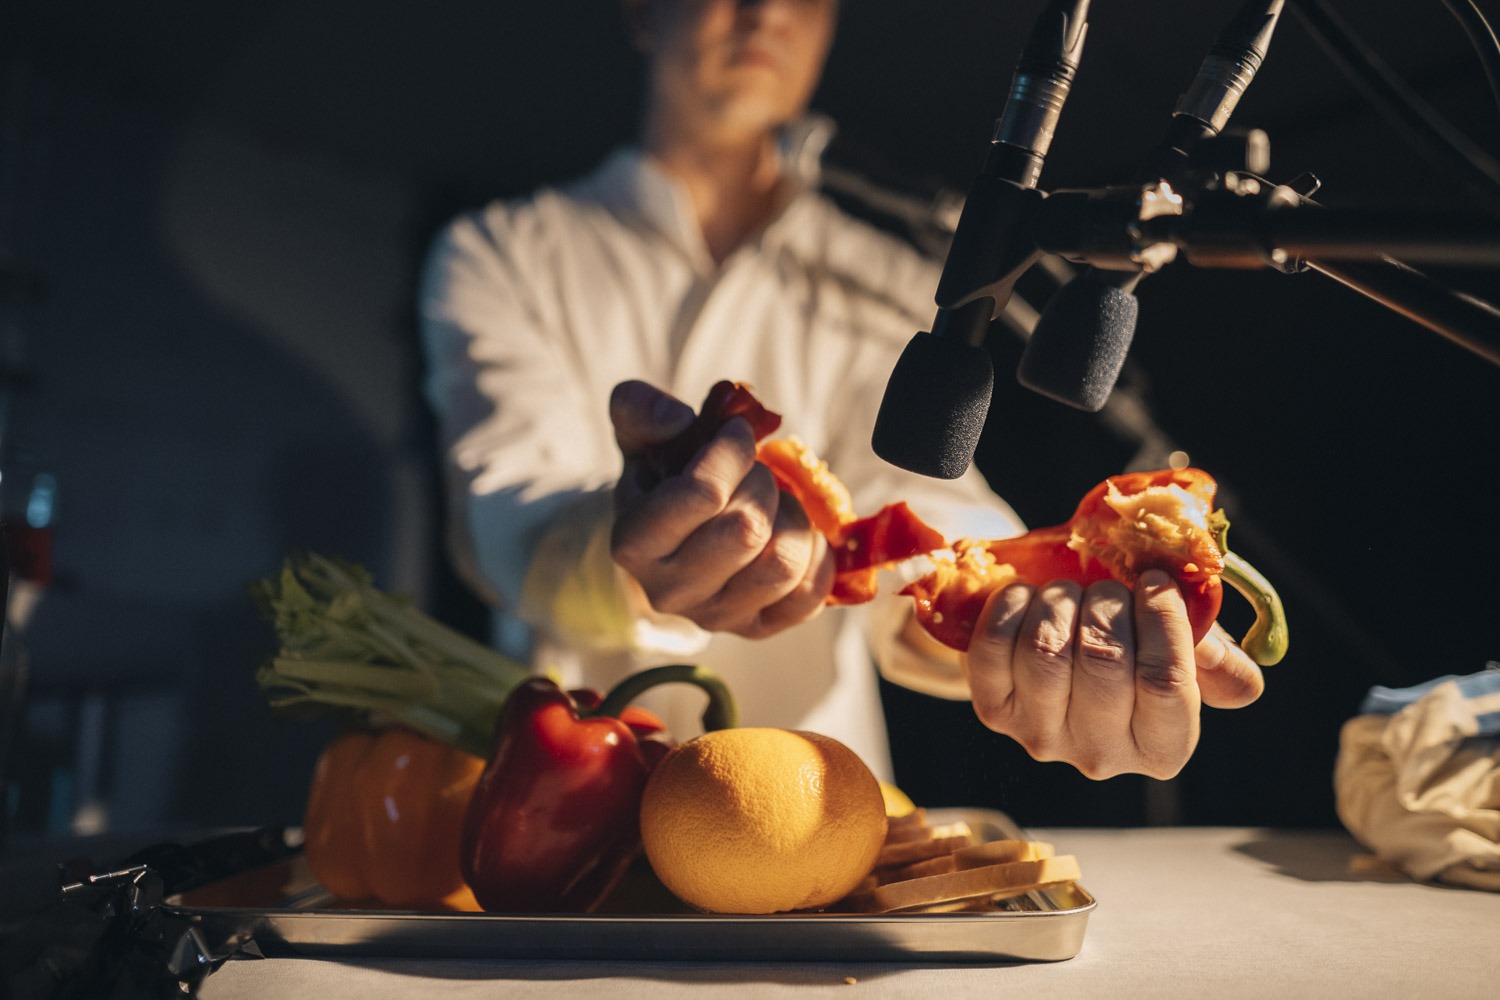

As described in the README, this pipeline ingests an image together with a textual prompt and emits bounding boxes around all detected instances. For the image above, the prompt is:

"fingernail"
[1196,630,1225,670]
[1138,569,1171,591]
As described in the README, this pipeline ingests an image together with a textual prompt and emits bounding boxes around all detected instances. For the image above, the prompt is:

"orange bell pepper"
[302,726,485,910]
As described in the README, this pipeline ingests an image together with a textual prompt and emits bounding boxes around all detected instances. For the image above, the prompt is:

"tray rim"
[162,807,1097,963]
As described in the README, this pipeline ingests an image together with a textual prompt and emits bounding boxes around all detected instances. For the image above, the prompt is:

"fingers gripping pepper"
[460,663,737,913]
[648,382,947,605]
[904,468,1289,665]
[645,380,783,478]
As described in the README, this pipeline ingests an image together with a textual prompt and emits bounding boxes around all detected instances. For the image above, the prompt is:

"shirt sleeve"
[418,207,707,657]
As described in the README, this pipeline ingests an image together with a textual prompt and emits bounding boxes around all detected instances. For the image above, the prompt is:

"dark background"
[0,0,1496,838]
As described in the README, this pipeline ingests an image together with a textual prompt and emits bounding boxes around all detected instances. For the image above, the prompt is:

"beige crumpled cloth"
[1335,678,1500,891]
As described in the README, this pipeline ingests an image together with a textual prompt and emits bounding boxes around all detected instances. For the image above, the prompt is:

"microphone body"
[873,0,1091,479]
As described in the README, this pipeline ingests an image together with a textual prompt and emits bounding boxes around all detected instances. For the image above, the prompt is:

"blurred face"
[636,0,839,136]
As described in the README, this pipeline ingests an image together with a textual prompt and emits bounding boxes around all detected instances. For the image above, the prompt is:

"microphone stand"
[1029,133,1500,366]
[1301,258,1500,366]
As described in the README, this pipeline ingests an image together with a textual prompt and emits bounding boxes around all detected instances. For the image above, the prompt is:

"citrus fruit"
[879,781,917,818]
[639,728,887,913]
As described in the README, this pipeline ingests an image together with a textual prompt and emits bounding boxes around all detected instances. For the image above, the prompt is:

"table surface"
[191,826,1496,1000]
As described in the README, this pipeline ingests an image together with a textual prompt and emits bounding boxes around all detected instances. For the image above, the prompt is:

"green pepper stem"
[591,664,739,732]
[1221,551,1290,667]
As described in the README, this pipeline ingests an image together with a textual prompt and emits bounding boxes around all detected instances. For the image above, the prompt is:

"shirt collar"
[578,114,837,272]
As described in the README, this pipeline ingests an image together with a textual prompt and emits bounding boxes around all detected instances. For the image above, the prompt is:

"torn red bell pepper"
[903,467,1289,666]
[648,382,947,606]
[460,663,737,913]
[645,380,782,478]
[754,437,856,539]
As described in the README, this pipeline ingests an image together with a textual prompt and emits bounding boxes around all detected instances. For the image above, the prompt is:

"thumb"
[1194,623,1266,709]
[610,380,695,454]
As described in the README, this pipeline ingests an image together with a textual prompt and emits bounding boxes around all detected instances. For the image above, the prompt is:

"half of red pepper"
[460,663,738,913]
[903,467,1289,665]
[647,381,946,606]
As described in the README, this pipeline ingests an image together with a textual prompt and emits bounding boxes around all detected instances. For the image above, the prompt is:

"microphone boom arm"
[1032,168,1500,365]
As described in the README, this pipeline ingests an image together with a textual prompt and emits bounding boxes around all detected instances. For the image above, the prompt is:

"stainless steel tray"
[163,808,1095,963]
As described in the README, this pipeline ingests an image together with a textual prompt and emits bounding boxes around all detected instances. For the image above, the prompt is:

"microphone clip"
[934,174,1047,324]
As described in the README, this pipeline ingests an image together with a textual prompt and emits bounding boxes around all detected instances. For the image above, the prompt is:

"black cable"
[1289,0,1500,219]
[1440,0,1500,121]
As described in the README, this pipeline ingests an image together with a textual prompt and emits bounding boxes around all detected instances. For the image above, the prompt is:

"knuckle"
[646,579,695,616]
[718,504,774,556]
[731,614,774,641]
[803,542,835,593]
[1012,724,1061,762]
[1073,755,1116,781]
[753,535,806,590]
[970,691,1011,732]
[771,586,825,630]
[1021,738,1060,764]
[1220,669,1265,707]
[1026,626,1074,675]
[680,473,732,515]
[609,532,646,572]
[689,599,739,633]
[1135,649,1194,697]
[1129,724,1196,780]
[1142,755,1187,781]
[1076,624,1130,680]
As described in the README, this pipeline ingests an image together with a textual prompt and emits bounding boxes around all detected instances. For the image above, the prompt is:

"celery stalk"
[252,553,530,758]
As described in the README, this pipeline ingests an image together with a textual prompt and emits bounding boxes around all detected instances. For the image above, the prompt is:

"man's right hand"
[608,380,835,639]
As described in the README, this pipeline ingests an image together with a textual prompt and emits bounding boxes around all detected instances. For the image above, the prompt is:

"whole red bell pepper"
[903,467,1288,665]
[567,686,677,770]
[460,663,737,913]
[647,382,946,606]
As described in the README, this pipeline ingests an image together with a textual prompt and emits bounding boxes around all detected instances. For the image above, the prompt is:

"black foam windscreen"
[872,333,995,479]
[1018,270,1139,411]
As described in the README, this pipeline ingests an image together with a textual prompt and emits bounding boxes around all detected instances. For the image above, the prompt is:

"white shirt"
[419,139,1023,779]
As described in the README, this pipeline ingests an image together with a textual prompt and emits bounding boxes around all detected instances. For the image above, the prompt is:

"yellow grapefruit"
[639,728,887,913]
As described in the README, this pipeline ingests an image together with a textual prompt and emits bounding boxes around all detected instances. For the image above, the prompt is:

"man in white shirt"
[420,0,1263,783]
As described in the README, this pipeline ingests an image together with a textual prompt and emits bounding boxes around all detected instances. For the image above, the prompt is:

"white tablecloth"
[198,827,1497,999]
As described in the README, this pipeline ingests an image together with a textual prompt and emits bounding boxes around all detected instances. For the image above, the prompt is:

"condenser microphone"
[873,0,1091,478]
[1018,0,1284,411]
[1018,268,1140,410]
[872,311,998,481]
